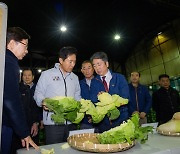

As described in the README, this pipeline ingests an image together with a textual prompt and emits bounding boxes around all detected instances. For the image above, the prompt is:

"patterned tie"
[102,76,108,92]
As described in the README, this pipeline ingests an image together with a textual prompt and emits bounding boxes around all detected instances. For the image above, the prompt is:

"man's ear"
[81,68,83,73]
[59,58,63,64]
[7,40,16,50]
[105,61,109,68]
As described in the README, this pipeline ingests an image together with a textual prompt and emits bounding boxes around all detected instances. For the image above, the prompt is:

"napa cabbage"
[97,113,153,144]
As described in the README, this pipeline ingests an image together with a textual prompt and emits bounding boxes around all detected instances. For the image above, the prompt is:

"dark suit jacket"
[3,49,29,138]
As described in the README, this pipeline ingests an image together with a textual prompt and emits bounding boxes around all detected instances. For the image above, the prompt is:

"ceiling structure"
[2,0,180,69]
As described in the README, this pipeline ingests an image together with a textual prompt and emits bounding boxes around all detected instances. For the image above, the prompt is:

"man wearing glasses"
[1,27,38,154]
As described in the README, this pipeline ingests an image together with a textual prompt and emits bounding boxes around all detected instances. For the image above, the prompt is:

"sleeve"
[119,75,130,99]
[31,98,40,123]
[3,63,30,138]
[177,90,180,104]
[74,77,81,101]
[128,98,135,115]
[34,72,47,107]
[29,85,39,123]
[143,86,152,114]
[175,90,180,110]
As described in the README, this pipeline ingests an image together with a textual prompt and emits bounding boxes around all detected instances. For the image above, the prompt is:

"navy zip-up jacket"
[128,83,152,115]
[80,77,101,125]
[91,71,130,132]
[3,49,30,138]
[80,77,100,103]
[93,72,130,102]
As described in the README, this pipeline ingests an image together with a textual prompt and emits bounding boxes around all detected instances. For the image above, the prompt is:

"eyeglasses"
[18,41,28,48]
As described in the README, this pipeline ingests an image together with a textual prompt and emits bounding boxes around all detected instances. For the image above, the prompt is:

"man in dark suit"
[1,27,38,154]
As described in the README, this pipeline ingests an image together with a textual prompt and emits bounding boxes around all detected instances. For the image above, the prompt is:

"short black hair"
[59,46,77,60]
[90,51,108,62]
[6,27,30,45]
[159,74,169,80]
[22,68,35,76]
[81,60,93,68]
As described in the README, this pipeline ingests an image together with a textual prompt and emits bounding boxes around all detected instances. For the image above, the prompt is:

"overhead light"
[38,69,42,73]
[114,34,120,40]
[19,70,22,73]
[60,26,67,32]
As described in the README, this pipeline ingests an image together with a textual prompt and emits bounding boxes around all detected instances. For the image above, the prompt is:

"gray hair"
[90,52,108,62]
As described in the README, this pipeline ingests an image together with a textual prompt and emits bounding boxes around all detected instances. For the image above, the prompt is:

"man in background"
[11,68,41,153]
[152,74,180,125]
[79,60,96,129]
[2,27,38,154]
[128,71,152,125]
[80,60,96,101]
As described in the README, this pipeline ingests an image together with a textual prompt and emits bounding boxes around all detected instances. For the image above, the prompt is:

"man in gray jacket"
[34,46,81,144]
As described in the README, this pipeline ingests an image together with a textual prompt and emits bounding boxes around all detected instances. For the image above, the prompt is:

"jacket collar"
[54,63,71,78]
[6,49,18,62]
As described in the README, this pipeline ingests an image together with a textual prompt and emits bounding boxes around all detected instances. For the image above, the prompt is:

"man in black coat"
[11,69,40,153]
[1,27,38,154]
[152,74,180,125]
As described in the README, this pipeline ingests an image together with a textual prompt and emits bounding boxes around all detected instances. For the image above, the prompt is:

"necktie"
[102,76,108,92]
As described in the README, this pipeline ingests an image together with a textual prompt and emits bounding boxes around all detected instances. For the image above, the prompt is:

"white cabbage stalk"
[157,119,180,133]
[173,112,180,120]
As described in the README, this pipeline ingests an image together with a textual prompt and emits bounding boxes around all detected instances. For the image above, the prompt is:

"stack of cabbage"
[43,92,128,124]
[78,93,128,123]
[44,96,81,124]
[97,113,153,144]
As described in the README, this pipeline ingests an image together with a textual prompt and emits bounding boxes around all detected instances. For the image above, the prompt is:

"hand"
[40,120,44,130]
[87,116,92,123]
[31,123,38,137]
[132,111,139,115]
[109,118,112,125]
[140,112,146,119]
[42,100,49,111]
[21,136,39,151]
[98,91,105,96]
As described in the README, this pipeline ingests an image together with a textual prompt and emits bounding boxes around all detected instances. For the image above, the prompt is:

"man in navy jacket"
[80,60,95,129]
[1,27,38,154]
[128,72,152,124]
[90,52,130,133]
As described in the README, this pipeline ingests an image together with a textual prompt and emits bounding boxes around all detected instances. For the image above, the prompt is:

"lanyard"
[59,68,70,97]
[59,68,70,125]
